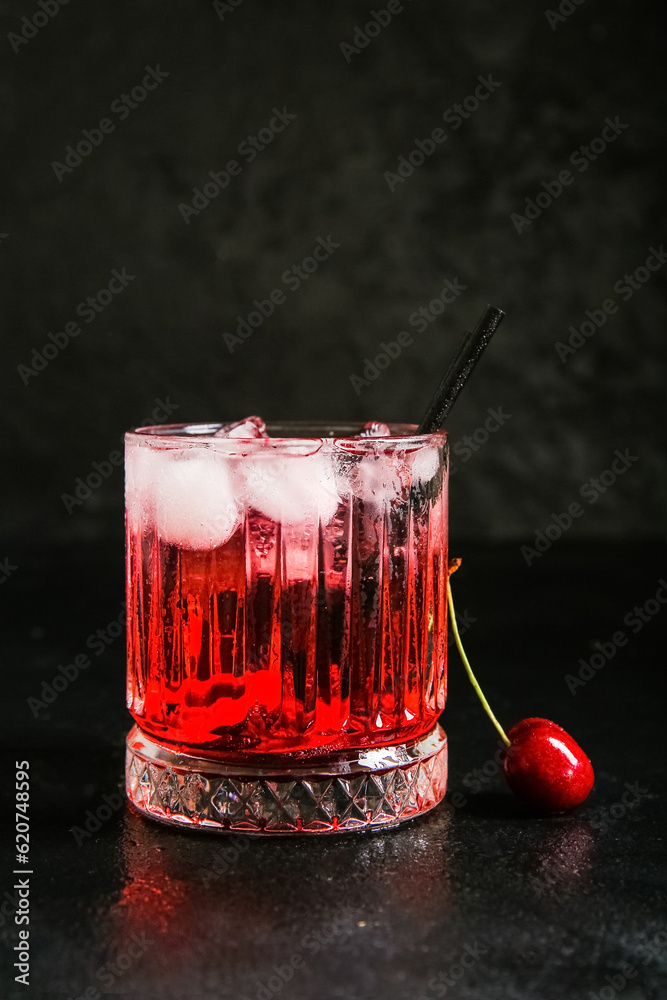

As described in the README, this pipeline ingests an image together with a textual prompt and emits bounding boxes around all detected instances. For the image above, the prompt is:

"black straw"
[417,305,505,433]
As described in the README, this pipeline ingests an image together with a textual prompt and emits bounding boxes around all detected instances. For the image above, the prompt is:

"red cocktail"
[125,419,448,833]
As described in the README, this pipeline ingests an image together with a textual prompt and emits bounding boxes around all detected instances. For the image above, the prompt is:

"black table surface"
[1,539,666,1000]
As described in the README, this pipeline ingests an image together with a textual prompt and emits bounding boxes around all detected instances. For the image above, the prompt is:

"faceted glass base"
[125,724,447,835]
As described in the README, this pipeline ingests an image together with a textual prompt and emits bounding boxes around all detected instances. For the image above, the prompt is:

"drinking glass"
[125,421,448,833]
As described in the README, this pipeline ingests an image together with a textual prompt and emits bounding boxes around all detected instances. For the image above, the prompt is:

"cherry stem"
[447,579,511,747]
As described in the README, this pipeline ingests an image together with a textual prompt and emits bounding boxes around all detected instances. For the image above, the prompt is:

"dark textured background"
[1,6,666,997]
[1,0,664,548]
[2,541,666,1000]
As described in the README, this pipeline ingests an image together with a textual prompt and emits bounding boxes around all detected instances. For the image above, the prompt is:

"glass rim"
[125,421,447,448]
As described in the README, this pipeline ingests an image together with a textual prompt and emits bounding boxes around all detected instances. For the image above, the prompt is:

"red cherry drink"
[125,420,449,833]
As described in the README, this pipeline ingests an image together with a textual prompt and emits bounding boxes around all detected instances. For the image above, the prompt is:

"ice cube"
[240,450,341,526]
[214,416,267,438]
[360,421,391,437]
[125,443,161,533]
[411,447,441,487]
[355,453,411,505]
[154,449,241,549]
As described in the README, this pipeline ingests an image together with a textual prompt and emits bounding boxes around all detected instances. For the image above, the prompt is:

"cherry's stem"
[447,579,511,747]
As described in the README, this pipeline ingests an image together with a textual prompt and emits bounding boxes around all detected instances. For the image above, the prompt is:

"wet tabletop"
[1,541,666,999]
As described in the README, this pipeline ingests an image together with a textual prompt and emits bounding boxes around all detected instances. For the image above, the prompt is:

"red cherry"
[502,718,594,813]
[447,567,595,815]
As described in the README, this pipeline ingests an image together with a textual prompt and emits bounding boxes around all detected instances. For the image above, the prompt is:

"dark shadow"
[454,791,543,820]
